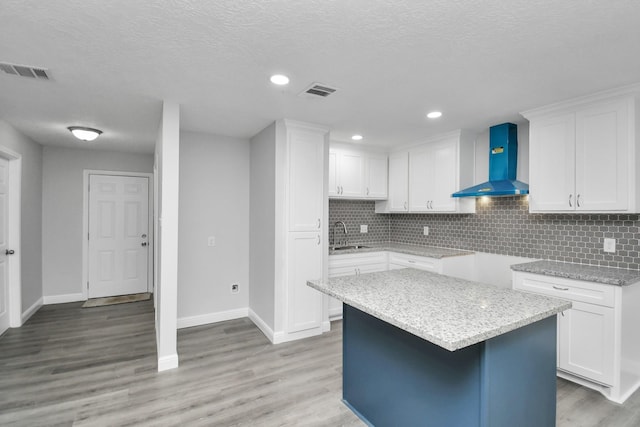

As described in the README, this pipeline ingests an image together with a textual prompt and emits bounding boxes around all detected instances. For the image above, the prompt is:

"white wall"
[474,121,530,184]
[178,131,250,325]
[155,101,180,371]
[0,120,43,313]
[41,146,153,300]
[249,123,277,331]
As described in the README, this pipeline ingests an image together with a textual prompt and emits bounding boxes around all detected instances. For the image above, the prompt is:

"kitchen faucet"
[333,221,348,248]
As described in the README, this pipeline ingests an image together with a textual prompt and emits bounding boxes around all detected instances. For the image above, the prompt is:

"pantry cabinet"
[328,147,388,199]
[524,92,639,213]
[376,130,475,214]
[249,119,329,345]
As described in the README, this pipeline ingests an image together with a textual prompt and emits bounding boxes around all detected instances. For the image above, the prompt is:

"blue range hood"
[452,122,529,198]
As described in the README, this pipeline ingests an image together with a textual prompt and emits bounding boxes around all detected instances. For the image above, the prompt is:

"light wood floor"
[1,301,639,426]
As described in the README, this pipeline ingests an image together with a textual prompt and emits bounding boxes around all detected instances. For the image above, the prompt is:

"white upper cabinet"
[409,138,462,212]
[366,153,389,198]
[524,88,639,213]
[329,146,388,200]
[376,130,475,214]
[384,151,409,212]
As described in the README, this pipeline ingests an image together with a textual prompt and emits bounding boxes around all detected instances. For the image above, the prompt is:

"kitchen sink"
[333,245,370,251]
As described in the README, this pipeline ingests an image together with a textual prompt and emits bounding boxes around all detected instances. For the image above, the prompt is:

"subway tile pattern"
[329,198,640,270]
[328,200,389,246]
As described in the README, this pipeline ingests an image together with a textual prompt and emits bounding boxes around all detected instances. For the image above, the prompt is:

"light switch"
[208,236,216,247]
[603,238,616,253]
[360,225,368,233]
[423,226,429,236]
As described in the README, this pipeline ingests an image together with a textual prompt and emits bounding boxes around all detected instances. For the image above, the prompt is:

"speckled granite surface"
[511,260,640,287]
[329,242,472,258]
[308,268,570,351]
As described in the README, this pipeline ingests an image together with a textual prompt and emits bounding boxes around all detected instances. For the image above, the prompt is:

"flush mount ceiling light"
[68,126,102,141]
[270,74,290,85]
[351,134,363,141]
[427,111,443,119]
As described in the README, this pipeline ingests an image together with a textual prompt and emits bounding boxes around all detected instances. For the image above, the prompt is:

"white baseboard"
[157,354,179,372]
[43,293,85,304]
[177,308,248,329]
[21,297,43,324]
[248,308,276,343]
[272,327,323,344]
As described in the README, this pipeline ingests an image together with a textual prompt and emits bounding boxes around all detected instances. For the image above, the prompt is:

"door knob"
[141,242,148,247]
[5,249,15,255]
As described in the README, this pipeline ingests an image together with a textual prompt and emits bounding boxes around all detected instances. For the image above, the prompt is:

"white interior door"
[89,175,149,298]
[0,158,9,334]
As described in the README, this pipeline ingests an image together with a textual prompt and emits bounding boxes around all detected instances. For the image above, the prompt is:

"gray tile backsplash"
[328,200,389,246]
[329,198,640,270]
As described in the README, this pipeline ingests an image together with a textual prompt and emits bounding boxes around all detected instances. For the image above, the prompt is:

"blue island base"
[342,304,557,427]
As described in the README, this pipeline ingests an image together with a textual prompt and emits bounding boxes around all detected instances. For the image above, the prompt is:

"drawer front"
[329,263,387,278]
[329,251,387,269]
[388,253,442,273]
[513,272,615,307]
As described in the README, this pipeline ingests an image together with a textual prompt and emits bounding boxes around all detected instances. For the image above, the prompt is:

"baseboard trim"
[157,354,179,372]
[21,297,43,325]
[272,327,323,344]
[43,293,85,304]
[177,308,249,329]
[248,308,276,343]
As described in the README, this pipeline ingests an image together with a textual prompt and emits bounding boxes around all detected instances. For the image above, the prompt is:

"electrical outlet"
[231,283,239,294]
[360,225,368,233]
[208,236,216,247]
[603,238,616,253]
[423,226,429,236]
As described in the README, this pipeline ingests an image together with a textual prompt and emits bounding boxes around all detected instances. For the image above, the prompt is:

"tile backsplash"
[328,200,389,246]
[329,198,640,270]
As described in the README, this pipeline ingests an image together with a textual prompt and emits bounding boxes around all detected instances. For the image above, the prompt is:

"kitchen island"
[308,268,571,427]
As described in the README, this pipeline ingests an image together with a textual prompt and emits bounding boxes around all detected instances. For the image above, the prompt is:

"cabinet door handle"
[576,194,581,208]
[408,260,416,264]
[317,235,321,245]
[341,186,344,194]
[317,218,321,229]
[568,194,573,207]
[553,285,569,291]
[366,187,370,195]
[337,186,340,194]
[404,201,408,210]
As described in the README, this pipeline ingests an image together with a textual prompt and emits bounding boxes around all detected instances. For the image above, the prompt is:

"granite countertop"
[329,242,473,259]
[511,260,640,287]
[308,268,570,351]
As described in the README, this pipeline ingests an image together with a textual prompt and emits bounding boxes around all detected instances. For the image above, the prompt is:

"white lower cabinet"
[287,232,324,333]
[328,252,387,319]
[513,271,640,403]
[328,251,475,320]
[558,301,615,386]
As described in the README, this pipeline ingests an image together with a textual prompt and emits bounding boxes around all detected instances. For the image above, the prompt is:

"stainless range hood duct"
[452,123,529,198]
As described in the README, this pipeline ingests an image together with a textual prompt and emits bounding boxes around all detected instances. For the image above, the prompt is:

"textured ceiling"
[1,0,639,153]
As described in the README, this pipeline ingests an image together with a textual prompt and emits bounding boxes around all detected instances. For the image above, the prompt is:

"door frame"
[82,170,154,300]
[0,145,22,327]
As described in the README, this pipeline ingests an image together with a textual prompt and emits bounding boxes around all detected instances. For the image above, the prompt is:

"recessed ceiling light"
[68,126,102,141]
[427,111,442,119]
[351,134,363,141]
[270,74,290,85]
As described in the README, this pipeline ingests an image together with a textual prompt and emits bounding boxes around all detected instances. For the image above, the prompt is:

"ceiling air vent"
[0,62,51,80]
[300,82,337,98]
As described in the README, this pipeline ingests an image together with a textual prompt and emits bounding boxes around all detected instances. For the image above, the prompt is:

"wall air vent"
[300,82,337,98]
[0,62,51,80]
